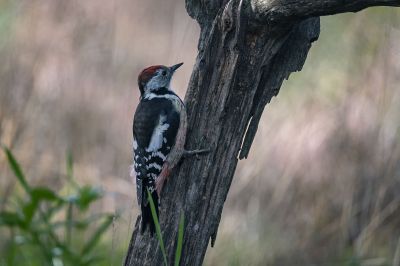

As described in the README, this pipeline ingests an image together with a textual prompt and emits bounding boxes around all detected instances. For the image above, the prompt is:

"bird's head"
[137,63,183,96]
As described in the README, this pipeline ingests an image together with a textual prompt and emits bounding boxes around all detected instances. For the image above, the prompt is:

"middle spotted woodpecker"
[131,63,188,235]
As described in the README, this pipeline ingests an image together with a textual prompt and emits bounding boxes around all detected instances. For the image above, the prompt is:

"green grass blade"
[66,203,73,245]
[66,151,73,179]
[2,146,31,194]
[65,151,79,188]
[147,189,168,266]
[174,212,185,266]
[81,214,114,255]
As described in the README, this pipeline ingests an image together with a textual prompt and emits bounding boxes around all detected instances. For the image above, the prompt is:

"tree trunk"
[124,1,399,265]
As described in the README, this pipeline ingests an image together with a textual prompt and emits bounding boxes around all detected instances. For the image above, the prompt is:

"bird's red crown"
[138,65,164,85]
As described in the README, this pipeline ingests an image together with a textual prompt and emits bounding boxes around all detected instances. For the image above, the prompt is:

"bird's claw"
[155,166,171,197]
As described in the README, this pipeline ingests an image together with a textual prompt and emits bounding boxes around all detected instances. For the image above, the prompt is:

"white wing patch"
[146,114,169,152]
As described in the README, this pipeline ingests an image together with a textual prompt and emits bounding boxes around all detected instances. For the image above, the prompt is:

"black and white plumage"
[131,63,187,235]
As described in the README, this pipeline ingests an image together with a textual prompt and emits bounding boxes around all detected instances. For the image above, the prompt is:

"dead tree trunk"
[124,1,399,265]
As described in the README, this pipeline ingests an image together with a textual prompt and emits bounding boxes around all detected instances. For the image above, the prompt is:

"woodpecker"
[131,63,188,235]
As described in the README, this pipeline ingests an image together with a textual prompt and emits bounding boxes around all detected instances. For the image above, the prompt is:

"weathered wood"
[124,1,398,265]
[249,0,400,24]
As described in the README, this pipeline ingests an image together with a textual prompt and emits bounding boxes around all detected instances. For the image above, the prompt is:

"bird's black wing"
[132,96,180,234]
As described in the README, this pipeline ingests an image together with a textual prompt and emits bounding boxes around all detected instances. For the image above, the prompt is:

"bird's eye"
[161,71,167,76]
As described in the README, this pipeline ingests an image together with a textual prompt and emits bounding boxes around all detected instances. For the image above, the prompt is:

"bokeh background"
[0,0,399,265]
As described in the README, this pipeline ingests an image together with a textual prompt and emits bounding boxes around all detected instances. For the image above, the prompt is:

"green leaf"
[81,215,114,255]
[174,212,185,266]
[20,188,60,226]
[2,146,31,194]
[22,200,38,226]
[31,187,60,202]
[75,186,102,210]
[147,189,168,266]
[0,211,24,228]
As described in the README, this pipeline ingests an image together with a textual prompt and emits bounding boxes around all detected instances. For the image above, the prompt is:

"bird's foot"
[155,166,170,197]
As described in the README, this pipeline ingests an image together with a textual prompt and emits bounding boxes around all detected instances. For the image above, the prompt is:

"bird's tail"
[140,190,159,236]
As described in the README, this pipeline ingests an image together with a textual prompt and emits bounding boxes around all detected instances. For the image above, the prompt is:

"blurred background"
[0,0,399,265]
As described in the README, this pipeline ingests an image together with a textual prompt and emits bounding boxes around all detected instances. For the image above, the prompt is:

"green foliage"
[174,213,185,266]
[147,189,168,266]
[3,147,31,194]
[147,190,185,266]
[0,146,114,266]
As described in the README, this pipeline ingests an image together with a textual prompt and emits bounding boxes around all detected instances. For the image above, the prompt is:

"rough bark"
[124,1,399,265]
[250,0,400,24]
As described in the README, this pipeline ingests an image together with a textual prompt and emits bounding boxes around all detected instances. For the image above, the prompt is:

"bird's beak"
[170,62,184,72]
